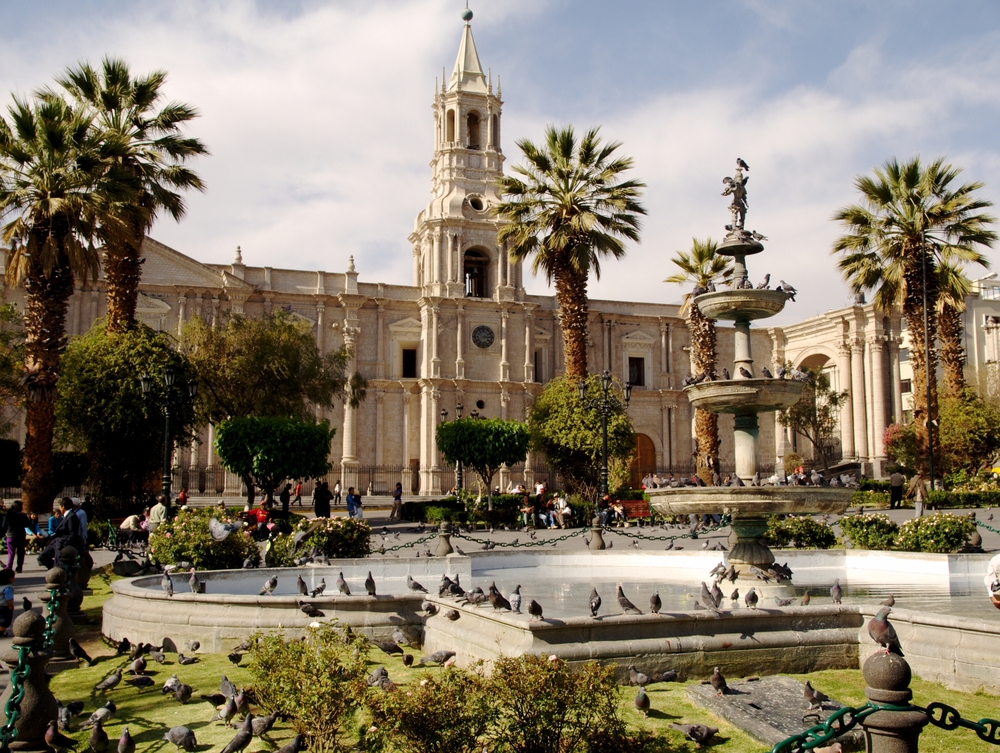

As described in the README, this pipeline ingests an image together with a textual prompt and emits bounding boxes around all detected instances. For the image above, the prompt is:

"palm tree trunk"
[938,302,965,395]
[104,234,142,334]
[554,261,590,378]
[903,253,940,473]
[689,302,720,480]
[21,250,75,515]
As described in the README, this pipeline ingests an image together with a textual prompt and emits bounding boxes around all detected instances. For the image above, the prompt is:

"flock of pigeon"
[682,362,813,387]
[691,276,797,301]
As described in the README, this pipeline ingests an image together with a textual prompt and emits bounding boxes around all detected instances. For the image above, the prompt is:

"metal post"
[455,403,463,493]
[161,400,172,497]
[921,228,935,490]
[600,400,609,500]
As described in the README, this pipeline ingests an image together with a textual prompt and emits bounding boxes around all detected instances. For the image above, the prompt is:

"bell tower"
[409,8,521,301]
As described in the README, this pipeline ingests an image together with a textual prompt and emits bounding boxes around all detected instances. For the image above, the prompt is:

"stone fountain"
[649,159,852,597]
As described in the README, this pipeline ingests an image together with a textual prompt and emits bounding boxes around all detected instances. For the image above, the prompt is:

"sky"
[2,0,999,324]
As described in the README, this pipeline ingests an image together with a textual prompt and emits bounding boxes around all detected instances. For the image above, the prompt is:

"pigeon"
[774,597,795,607]
[310,578,327,598]
[700,582,717,608]
[744,587,758,609]
[275,735,305,753]
[336,572,351,596]
[177,653,199,665]
[234,689,249,717]
[46,720,79,751]
[419,650,456,666]
[779,280,797,300]
[729,588,739,604]
[57,702,73,731]
[373,640,402,656]
[488,582,512,611]
[407,575,428,593]
[402,654,414,667]
[721,367,731,380]
[115,637,131,655]
[149,648,166,664]
[634,686,650,717]
[251,711,278,738]
[617,585,642,615]
[89,719,109,753]
[831,579,843,604]
[300,601,325,618]
[220,714,253,753]
[881,594,895,607]
[117,727,135,753]
[671,723,719,746]
[800,593,811,606]
[760,366,773,378]
[69,638,94,666]
[163,726,197,752]
[528,599,543,620]
[125,676,155,691]
[710,666,728,696]
[228,652,244,666]
[509,585,522,613]
[776,365,787,378]
[161,571,174,597]
[589,588,602,618]
[220,675,237,698]
[365,571,377,596]
[737,157,749,170]
[94,669,122,692]
[259,576,278,596]
[80,701,116,730]
[710,582,724,609]
[189,568,205,594]
[652,669,679,683]
[445,609,460,621]
[628,665,650,686]
[127,657,146,675]
[296,575,308,596]
[211,696,238,726]
[804,680,830,710]
[739,366,753,379]
[209,517,243,542]
[868,607,904,656]
[174,684,193,704]
[650,592,661,615]
[755,274,771,290]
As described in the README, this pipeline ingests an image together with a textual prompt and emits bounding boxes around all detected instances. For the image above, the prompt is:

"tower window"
[464,249,489,298]
[446,109,455,142]
[402,348,418,379]
[467,112,480,149]
[491,114,498,148]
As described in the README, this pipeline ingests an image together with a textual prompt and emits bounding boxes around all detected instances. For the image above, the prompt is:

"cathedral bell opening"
[464,249,489,297]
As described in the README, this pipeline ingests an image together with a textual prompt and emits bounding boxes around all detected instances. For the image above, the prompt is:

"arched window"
[464,249,489,298]
[466,112,480,149]
[491,114,498,149]
[446,109,455,142]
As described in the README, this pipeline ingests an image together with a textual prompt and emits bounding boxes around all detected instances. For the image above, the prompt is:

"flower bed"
[148,507,259,569]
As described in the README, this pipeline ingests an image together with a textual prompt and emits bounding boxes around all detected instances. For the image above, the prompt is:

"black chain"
[920,702,1000,745]
[772,702,901,753]
[0,644,31,753]
[601,515,732,542]
[42,583,61,651]
[451,527,587,548]
[371,532,438,555]
[979,520,1000,537]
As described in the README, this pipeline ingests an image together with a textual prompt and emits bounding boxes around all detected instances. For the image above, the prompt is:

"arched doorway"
[630,433,656,488]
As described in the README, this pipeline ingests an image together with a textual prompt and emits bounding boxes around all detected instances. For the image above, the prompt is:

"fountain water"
[648,159,852,596]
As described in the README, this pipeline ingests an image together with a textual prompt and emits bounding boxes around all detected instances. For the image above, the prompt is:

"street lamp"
[141,367,197,497]
[455,402,464,492]
[578,370,632,503]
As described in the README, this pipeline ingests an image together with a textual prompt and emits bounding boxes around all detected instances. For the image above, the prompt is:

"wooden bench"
[616,498,653,525]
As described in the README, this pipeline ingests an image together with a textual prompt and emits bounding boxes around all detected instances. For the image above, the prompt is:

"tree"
[183,311,366,424]
[665,238,733,480]
[215,416,335,502]
[56,323,196,514]
[832,156,995,473]
[936,390,1000,474]
[526,375,634,498]
[0,93,132,512]
[57,57,207,334]
[436,417,529,510]
[495,126,646,377]
[936,261,972,395]
[776,366,849,472]
[0,304,24,439]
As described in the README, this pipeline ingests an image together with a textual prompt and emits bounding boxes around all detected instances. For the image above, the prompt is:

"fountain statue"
[648,160,852,596]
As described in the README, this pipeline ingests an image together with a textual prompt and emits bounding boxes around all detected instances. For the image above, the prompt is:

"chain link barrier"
[978,520,1000,537]
[0,643,32,753]
[921,701,1000,744]
[600,515,732,543]
[41,583,61,651]
[451,526,588,548]
[371,532,438,555]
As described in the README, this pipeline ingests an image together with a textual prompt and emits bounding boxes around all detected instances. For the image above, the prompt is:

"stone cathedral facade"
[6,17,994,495]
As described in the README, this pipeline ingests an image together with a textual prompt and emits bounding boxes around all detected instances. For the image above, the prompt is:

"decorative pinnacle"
[234,245,243,264]
[462,8,473,22]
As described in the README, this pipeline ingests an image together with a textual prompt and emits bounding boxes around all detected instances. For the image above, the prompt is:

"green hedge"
[764,515,837,549]
[851,488,1000,509]
[837,510,976,552]
[839,513,899,550]
[859,478,890,492]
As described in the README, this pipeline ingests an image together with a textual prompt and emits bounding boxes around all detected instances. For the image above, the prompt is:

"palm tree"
[832,156,995,470]
[0,94,132,512]
[495,126,645,377]
[56,57,207,334]
[936,262,972,396]
[665,238,733,480]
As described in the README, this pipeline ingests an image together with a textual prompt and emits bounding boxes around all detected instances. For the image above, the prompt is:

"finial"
[347,255,356,274]
[462,2,472,22]
[234,245,243,264]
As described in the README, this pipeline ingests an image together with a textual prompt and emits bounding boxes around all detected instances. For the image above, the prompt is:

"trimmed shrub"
[614,489,647,501]
[895,512,977,553]
[852,491,890,508]
[364,667,494,753]
[272,516,371,565]
[859,478,890,493]
[764,515,836,549]
[248,623,368,752]
[839,513,899,550]
[467,494,521,527]
[148,507,259,570]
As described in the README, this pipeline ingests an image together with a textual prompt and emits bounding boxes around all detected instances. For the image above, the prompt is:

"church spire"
[449,9,487,93]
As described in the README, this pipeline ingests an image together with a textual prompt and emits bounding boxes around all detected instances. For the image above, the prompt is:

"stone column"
[211,296,220,327]
[176,293,187,337]
[446,232,454,283]
[890,337,903,424]
[401,392,413,492]
[315,303,326,353]
[523,308,534,382]
[870,335,888,461]
[455,301,466,379]
[413,244,421,286]
[375,302,385,379]
[839,344,855,460]
[661,400,671,471]
[601,319,610,372]
[428,386,441,494]
[659,319,669,376]
[341,326,359,465]
[852,339,869,462]
[430,304,441,378]
[432,230,441,284]
[500,308,509,382]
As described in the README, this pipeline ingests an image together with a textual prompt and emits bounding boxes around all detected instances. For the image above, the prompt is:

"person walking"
[905,470,929,517]
[333,480,342,506]
[279,483,292,515]
[390,482,403,521]
[4,501,28,573]
[314,481,332,519]
[346,487,362,519]
[889,469,906,509]
[292,480,302,507]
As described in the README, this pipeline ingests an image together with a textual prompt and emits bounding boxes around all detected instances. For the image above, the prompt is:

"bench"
[615,498,653,525]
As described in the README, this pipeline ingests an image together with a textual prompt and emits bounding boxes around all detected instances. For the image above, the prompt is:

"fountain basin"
[694,289,789,321]
[684,378,805,414]
[647,486,853,517]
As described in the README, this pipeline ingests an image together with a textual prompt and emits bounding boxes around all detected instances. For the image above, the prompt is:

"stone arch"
[446,109,455,142]
[463,247,490,298]
[466,110,481,149]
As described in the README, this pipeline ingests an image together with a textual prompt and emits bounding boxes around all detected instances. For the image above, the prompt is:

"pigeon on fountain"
[509,585,522,613]
[488,582,512,611]
[589,588,602,617]
[830,579,843,604]
[650,592,661,614]
[779,280,797,301]
[760,366,773,378]
[756,273,770,289]
[744,587,759,609]
[800,593,811,606]
[881,594,895,607]
[407,575,428,593]
[739,366,753,379]
[774,597,795,607]
[868,607,904,656]
[189,568,205,594]
[722,367,731,380]
[259,576,278,596]
[751,471,761,486]
[528,599,544,620]
[710,582,724,608]
[161,571,174,597]
[336,572,351,596]
[365,571,377,596]
[617,585,643,615]
[296,576,308,596]
[777,365,787,378]
[311,578,326,598]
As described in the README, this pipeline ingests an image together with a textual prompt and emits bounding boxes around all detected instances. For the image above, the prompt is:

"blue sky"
[2,1,999,323]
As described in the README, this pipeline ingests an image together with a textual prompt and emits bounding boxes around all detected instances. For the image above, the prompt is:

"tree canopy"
[776,366,849,472]
[436,417,529,508]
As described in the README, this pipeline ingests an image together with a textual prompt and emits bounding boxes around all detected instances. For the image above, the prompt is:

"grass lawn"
[49,567,995,753]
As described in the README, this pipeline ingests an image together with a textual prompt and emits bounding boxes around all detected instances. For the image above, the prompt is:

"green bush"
[859,478,890,492]
[764,515,836,549]
[364,667,494,753]
[424,505,467,524]
[148,507,259,569]
[852,490,890,508]
[839,513,899,550]
[247,623,369,752]
[272,516,371,565]
[613,489,647,501]
[894,512,977,553]
[467,494,521,527]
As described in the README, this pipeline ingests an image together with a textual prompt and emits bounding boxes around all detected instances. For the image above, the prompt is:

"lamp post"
[578,370,632,502]
[455,402,464,492]
[141,367,197,497]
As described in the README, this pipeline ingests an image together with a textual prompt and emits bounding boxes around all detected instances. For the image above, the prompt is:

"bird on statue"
[745,587,759,609]
[721,367,731,380]
[868,607,904,656]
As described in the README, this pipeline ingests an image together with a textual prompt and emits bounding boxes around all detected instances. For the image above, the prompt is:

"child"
[0,569,14,636]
